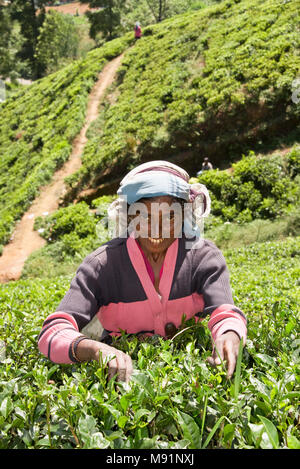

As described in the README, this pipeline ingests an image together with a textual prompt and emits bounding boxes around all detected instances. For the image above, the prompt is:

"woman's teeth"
[148,237,164,244]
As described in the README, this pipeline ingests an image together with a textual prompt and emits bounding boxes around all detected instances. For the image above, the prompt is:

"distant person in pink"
[134,22,142,39]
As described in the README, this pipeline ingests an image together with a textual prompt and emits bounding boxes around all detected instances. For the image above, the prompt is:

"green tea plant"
[0,33,133,248]
[62,0,300,198]
[21,197,112,278]
[0,237,299,449]
[195,147,300,223]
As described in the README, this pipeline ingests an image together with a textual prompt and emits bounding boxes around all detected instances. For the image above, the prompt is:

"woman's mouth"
[148,237,164,245]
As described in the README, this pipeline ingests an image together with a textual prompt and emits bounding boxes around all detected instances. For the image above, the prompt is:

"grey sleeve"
[195,242,244,317]
[55,254,103,331]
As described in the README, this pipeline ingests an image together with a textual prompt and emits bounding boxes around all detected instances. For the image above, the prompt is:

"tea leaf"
[258,416,279,449]
[234,339,243,398]
[176,410,201,449]
[287,435,300,449]
[202,416,226,449]
[0,397,13,419]
[132,372,155,398]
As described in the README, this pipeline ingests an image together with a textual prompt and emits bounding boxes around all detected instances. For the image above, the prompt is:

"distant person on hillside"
[197,157,213,176]
[134,22,142,40]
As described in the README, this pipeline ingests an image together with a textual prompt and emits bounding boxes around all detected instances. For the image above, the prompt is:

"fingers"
[125,353,133,383]
[207,341,224,367]
[207,334,239,379]
[213,343,224,366]
[103,347,133,383]
[107,356,119,381]
[206,356,215,367]
[112,350,133,383]
[224,341,237,379]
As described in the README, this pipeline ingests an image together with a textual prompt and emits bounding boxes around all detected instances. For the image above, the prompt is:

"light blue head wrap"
[117,169,190,204]
[109,160,211,239]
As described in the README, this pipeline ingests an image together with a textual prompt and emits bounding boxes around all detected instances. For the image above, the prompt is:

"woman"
[134,22,142,40]
[38,161,247,382]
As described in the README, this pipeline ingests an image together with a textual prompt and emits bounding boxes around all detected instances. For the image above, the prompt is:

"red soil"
[44,2,98,15]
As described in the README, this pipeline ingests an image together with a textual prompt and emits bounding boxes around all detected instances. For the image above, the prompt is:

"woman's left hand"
[207,331,241,379]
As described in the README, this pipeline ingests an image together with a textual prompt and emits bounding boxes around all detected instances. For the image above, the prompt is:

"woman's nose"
[150,214,163,238]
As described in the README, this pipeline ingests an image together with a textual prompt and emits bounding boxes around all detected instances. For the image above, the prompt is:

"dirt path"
[43,2,97,16]
[0,54,124,284]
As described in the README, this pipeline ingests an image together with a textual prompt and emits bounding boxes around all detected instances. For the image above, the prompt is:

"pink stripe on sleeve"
[41,311,79,330]
[208,306,247,345]
[48,328,82,363]
[38,311,82,363]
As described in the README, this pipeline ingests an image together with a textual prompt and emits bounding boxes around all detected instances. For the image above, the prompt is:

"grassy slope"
[0,34,133,247]
[62,0,300,201]
[0,0,299,247]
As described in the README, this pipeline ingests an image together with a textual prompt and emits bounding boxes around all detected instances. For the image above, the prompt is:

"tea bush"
[0,34,133,247]
[30,198,111,263]
[63,0,300,197]
[0,237,299,449]
[196,148,300,223]
[34,202,97,243]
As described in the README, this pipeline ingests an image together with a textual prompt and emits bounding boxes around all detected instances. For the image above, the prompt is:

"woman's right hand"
[76,338,133,383]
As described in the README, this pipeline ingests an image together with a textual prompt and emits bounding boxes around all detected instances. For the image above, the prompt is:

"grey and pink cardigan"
[38,233,247,363]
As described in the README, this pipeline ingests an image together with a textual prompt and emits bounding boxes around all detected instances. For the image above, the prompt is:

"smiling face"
[128,195,185,255]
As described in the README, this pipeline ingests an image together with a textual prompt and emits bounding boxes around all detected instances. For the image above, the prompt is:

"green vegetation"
[193,146,300,225]
[0,0,218,80]
[204,212,300,251]
[0,5,96,81]
[1,0,299,250]
[0,0,299,450]
[0,236,299,448]
[81,0,216,43]
[8,0,49,79]
[63,0,300,200]
[81,0,129,42]
[35,10,80,76]
[0,6,25,79]
[0,34,132,250]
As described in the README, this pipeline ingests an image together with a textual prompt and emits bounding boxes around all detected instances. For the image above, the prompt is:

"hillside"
[0,34,133,249]
[0,54,124,282]
[0,0,299,451]
[63,0,300,202]
[0,0,299,252]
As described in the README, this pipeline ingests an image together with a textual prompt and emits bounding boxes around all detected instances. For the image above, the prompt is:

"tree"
[0,5,15,78]
[35,10,79,76]
[145,0,167,23]
[119,0,201,32]
[0,2,25,80]
[80,0,128,42]
[9,0,48,79]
